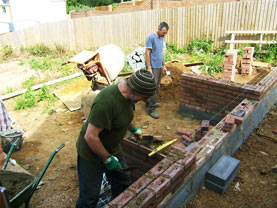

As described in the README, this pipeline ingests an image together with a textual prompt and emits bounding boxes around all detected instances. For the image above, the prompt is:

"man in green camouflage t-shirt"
[76,69,156,208]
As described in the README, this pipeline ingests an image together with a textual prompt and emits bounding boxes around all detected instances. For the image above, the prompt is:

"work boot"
[152,103,161,108]
[149,110,159,119]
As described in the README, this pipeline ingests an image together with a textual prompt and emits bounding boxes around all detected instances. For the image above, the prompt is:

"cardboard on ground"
[54,79,91,111]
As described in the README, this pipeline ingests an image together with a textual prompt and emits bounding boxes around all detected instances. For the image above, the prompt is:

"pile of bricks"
[241,47,255,75]
[176,129,193,146]
[222,114,235,132]
[176,120,214,145]
[223,50,237,81]
[195,120,214,141]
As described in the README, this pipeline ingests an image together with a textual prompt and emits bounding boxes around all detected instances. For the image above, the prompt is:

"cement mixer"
[63,44,125,91]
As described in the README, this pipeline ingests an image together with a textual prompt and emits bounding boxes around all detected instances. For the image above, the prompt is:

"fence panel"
[0,0,276,50]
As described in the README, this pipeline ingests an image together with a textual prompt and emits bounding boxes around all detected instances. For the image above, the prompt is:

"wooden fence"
[0,0,276,51]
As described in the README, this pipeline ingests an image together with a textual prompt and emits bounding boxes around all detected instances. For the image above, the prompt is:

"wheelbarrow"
[0,141,65,208]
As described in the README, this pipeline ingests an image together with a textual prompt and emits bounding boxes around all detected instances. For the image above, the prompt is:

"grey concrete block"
[206,155,240,187]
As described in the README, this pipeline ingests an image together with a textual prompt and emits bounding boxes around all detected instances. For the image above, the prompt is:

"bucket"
[0,129,23,153]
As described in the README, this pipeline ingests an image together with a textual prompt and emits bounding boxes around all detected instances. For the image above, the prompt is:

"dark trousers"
[146,68,162,112]
[76,151,131,208]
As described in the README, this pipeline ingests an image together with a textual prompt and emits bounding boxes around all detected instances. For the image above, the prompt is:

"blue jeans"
[76,151,131,208]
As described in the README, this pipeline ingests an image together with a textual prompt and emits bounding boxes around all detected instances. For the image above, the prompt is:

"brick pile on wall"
[223,50,237,81]
[241,47,254,75]
[180,68,277,117]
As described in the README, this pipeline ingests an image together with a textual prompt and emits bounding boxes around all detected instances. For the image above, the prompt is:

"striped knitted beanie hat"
[127,69,156,97]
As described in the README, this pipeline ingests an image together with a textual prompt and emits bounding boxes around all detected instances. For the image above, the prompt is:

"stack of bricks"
[222,114,235,132]
[176,129,193,146]
[241,47,255,75]
[223,50,237,81]
[195,120,214,141]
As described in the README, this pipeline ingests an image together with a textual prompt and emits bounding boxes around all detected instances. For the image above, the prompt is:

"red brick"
[177,153,196,169]
[147,158,173,178]
[129,175,153,195]
[108,190,135,207]
[171,142,186,153]
[163,163,184,182]
[225,114,235,125]
[148,176,171,198]
[129,188,156,208]
[201,120,209,131]
[233,115,244,125]
[181,135,193,146]
[176,129,193,137]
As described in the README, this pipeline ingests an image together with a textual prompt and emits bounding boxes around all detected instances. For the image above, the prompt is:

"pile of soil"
[159,62,191,102]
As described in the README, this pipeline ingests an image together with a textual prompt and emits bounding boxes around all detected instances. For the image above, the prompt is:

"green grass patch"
[15,86,55,110]
[22,76,36,88]
[0,45,13,59]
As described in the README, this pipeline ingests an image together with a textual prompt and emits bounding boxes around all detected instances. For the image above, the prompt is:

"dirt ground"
[1,61,276,207]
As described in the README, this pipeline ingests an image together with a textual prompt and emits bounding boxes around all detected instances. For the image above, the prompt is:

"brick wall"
[107,68,277,207]
[180,68,277,117]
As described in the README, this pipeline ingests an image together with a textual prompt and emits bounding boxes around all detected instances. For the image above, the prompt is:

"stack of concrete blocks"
[241,47,255,75]
[223,50,237,82]
[205,155,240,194]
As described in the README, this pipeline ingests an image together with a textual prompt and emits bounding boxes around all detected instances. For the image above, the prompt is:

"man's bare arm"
[145,48,152,73]
[84,123,110,161]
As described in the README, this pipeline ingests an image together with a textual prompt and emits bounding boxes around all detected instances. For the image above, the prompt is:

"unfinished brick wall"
[223,50,237,81]
[180,68,277,117]
[241,47,254,75]
[106,68,277,207]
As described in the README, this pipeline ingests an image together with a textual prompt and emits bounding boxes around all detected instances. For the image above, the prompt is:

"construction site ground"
[1,61,277,208]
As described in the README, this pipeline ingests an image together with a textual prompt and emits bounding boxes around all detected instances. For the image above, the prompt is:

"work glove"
[104,155,122,170]
[130,127,143,139]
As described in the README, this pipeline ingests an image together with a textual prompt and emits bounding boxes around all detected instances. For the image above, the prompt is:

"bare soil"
[1,62,276,208]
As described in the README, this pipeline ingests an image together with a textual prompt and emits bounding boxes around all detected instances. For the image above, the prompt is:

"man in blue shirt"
[145,22,169,119]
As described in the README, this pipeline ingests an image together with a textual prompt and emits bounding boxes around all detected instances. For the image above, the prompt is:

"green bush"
[187,40,213,53]
[254,44,277,64]
[1,45,13,58]
[29,57,52,70]
[26,44,52,57]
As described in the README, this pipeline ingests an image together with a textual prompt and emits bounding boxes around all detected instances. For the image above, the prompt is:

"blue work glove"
[130,127,143,139]
[104,155,122,170]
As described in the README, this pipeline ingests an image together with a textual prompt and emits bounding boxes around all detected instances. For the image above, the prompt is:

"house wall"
[0,0,67,34]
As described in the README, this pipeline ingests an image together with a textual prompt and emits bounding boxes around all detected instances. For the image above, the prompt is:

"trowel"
[139,135,163,145]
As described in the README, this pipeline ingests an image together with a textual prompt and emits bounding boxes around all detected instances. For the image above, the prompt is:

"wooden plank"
[225,40,277,44]
[226,30,277,34]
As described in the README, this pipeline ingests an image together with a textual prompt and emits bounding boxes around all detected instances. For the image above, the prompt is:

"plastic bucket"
[0,129,23,153]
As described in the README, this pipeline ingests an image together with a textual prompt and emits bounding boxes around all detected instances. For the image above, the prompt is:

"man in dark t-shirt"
[76,69,156,208]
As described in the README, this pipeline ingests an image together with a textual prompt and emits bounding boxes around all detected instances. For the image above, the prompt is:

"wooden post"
[259,33,263,49]
[230,33,236,50]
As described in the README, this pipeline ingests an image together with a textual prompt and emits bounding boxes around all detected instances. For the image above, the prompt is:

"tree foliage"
[67,0,121,12]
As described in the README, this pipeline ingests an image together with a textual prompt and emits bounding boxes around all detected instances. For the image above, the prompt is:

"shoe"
[152,103,161,108]
[149,111,159,119]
